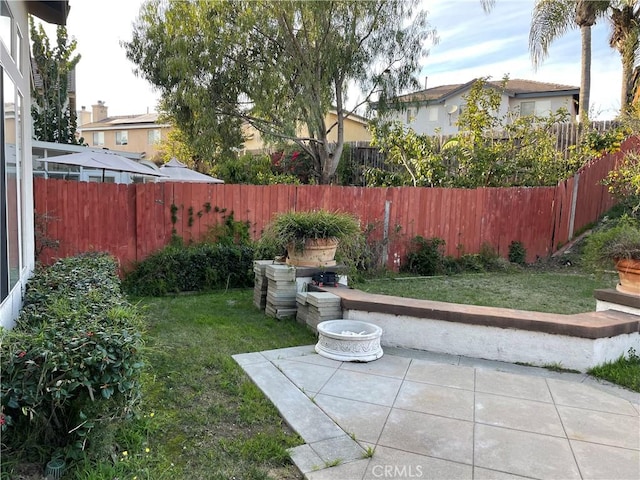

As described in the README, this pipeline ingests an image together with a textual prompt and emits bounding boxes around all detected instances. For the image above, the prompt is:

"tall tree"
[125,0,435,184]
[528,0,611,124]
[30,18,82,144]
[608,1,639,111]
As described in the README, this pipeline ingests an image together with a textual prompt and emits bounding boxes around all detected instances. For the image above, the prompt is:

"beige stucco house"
[241,110,372,153]
[385,78,580,136]
[78,102,171,161]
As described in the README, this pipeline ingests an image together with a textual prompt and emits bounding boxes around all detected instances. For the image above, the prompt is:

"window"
[520,101,535,116]
[147,129,161,145]
[536,100,551,116]
[0,1,11,55]
[428,106,438,122]
[92,131,105,146]
[406,108,416,123]
[521,100,552,117]
[115,130,128,145]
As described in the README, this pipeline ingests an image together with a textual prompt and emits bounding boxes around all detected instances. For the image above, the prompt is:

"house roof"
[396,78,579,105]
[28,1,70,25]
[80,113,169,130]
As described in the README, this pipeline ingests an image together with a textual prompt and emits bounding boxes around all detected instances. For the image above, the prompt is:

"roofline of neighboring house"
[511,90,580,99]
[324,107,370,125]
[431,79,479,105]
[28,1,70,25]
[79,123,172,132]
[391,78,580,108]
[32,140,143,160]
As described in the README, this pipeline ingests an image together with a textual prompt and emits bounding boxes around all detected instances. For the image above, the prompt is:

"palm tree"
[529,0,610,123]
[608,1,639,112]
[485,1,640,117]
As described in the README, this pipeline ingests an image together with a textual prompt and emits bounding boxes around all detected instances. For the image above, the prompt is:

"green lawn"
[69,271,637,479]
[354,270,619,314]
[72,289,315,480]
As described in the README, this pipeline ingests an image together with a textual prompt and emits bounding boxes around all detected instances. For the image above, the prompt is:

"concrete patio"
[234,345,640,480]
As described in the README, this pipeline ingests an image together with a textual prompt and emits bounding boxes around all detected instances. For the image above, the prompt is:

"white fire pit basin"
[315,320,383,362]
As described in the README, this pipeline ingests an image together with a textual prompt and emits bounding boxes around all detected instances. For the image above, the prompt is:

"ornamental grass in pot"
[264,209,361,267]
[583,216,640,295]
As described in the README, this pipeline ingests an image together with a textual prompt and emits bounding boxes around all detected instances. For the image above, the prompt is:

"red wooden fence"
[34,138,634,271]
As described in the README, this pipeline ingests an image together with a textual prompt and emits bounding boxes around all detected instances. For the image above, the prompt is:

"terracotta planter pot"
[615,258,640,295]
[286,238,338,267]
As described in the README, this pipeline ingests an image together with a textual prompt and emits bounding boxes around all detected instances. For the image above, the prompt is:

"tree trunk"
[621,56,632,113]
[579,24,591,124]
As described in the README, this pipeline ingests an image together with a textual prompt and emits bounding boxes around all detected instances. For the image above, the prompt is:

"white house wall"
[509,94,576,119]
[1,1,35,329]
[387,90,576,137]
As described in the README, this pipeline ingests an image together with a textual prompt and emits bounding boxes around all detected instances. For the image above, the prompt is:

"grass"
[44,268,636,479]
[70,289,315,480]
[355,267,639,392]
[588,348,640,392]
[355,270,619,314]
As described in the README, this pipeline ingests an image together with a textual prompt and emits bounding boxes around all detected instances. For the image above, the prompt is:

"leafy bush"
[404,237,516,275]
[1,253,144,463]
[508,240,527,265]
[403,236,447,275]
[123,243,254,296]
[603,151,640,216]
[271,147,315,184]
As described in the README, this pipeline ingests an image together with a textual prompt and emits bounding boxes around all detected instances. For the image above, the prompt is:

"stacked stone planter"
[265,264,297,319]
[305,292,342,330]
[253,260,273,310]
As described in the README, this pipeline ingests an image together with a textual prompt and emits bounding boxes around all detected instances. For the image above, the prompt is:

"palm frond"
[529,0,576,68]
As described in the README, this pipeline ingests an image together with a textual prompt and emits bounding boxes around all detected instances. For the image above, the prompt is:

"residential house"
[384,78,580,136]
[77,102,171,161]
[1,0,69,328]
[241,110,372,153]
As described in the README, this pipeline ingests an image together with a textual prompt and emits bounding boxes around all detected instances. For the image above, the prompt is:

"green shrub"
[403,237,516,275]
[1,253,145,463]
[457,253,485,272]
[508,240,527,265]
[123,243,254,296]
[403,236,447,275]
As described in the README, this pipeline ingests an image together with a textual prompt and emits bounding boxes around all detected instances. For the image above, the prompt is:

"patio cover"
[159,158,224,183]
[45,150,167,178]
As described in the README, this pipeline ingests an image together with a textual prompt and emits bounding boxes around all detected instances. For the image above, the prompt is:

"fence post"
[383,200,391,267]
[568,173,580,240]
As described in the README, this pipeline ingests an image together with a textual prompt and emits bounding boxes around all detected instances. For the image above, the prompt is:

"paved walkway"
[233,346,640,480]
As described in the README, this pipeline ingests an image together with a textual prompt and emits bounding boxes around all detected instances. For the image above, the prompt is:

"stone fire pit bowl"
[315,320,383,362]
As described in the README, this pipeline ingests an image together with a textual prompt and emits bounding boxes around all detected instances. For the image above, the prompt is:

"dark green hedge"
[1,253,145,462]
[122,243,254,297]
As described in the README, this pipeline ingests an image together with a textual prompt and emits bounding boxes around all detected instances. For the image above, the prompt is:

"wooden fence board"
[34,136,636,271]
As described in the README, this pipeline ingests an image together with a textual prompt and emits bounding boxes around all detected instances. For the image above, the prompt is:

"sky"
[44,0,624,120]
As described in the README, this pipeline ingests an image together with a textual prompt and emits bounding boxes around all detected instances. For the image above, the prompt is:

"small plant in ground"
[403,236,447,275]
[542,363,581,374]
[325,458,343,468]
[363,446,375,458]
[34,211,59,260]
[508,240,527,265]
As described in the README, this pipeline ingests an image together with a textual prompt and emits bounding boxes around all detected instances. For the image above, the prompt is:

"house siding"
[80,124,170,161]
[387,84,577,136]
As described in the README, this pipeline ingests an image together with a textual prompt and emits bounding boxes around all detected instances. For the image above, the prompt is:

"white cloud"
[34,0,623,120]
